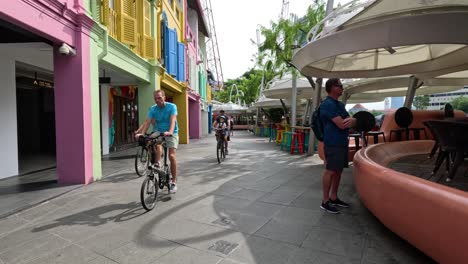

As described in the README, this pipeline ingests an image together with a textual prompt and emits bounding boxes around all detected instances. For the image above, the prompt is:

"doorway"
[16,71,56,175]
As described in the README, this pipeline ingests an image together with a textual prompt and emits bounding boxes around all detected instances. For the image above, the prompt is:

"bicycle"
[135,133,153,177]
[139,133,172,211]
[215,128,227,163]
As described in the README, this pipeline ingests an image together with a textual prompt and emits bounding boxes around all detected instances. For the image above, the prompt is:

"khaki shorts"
[152,132,179,149]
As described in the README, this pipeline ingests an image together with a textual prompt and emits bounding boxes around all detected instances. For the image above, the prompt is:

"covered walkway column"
[54,30,94,184]
[404,76,420,108]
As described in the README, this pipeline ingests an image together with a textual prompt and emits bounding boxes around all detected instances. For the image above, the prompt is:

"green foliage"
[213,69,275,105]
[214,2,326,108]
[370,110,384,116]
[256,2,326,81]
[265,108,284,123]
[451,96,468,113]
[413,95,430,110]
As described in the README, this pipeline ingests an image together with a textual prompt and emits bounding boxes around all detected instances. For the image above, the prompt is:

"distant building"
[384,98,390,110]
[427,86,468,110]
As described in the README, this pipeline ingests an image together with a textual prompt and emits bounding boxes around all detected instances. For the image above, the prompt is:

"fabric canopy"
[252,95,291,109]
[293,0,468,78]
[262,77,313,99]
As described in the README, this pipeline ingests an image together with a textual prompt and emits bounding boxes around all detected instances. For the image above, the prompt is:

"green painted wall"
[138,70,157,127]
[90,35,102,180]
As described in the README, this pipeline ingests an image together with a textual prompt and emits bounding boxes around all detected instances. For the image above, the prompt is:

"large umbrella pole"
[307,0,333,156]
[291,72,297,129]
[308,79,323,155]
[255,107,259,135]
[404,76,419,108]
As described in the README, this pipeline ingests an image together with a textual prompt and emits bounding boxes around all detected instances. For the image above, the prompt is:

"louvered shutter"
[142,1,155,59]
[164,25,169,69]
[168,28,177,76]
[118,0,137,46]
[177,42,185,82]
[100,0,109,24]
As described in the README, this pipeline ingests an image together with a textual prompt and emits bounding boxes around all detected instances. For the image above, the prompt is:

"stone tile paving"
[0,132,435,263]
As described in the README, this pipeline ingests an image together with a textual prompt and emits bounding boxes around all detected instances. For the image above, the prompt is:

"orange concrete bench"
[353,140,468,264]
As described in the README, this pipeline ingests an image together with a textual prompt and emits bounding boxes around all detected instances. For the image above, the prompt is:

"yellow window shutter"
[143,37,155,59]
[144,1,151,37]
[117,0,137,46]
[101,0,109,25]
[142,1,155,59]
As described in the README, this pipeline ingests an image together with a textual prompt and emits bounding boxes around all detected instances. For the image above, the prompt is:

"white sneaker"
[151,162,160,170]
[170,183,178,193]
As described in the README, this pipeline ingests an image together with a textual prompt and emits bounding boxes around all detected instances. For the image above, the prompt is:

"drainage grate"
[212,217,232,225]
[208,240,239,255]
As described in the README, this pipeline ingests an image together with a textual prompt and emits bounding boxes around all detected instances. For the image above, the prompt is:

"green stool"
[270,129,277,142]
[281,132,293,151]
[304,132,310,151]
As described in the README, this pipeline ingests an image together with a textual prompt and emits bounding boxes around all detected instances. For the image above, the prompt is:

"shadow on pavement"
[32,202,147,232]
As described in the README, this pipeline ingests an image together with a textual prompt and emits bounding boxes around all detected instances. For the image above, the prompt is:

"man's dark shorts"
[324,145,349,171]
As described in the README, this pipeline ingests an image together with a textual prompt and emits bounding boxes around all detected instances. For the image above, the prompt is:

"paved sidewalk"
[0,132,434,264]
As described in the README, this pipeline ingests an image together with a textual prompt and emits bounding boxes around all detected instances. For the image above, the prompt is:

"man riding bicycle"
[213,110,230,155]
[135,90,179,193]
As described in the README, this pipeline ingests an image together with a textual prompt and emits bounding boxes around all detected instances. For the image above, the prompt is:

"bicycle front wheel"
[135,147,149,177]
[140,177,158,211]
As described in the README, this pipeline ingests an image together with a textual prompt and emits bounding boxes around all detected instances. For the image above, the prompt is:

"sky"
[209,0,385,110]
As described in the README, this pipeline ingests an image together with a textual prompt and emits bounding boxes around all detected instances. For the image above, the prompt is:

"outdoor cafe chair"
[424,120,468,183]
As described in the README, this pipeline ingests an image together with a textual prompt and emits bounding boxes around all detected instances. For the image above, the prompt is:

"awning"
[262,77,313,99]
[293,0,468,78]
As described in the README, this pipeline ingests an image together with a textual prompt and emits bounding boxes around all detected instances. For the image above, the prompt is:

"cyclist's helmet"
[219,115,226,121]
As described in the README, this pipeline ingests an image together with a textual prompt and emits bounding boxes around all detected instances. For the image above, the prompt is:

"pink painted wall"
[1,0,95,184]
[0,0,86,46]
[54,32,93,184]
[188,97,201,139]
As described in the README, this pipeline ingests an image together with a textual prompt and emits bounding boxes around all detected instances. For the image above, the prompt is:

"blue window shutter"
[177,42,185,82]
[168,28,177,76]
[164,25,169,70]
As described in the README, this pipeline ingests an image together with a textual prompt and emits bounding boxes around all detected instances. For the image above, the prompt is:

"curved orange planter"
[353,140,468,264]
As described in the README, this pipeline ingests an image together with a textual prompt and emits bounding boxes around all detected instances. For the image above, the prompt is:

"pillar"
[174,92,189,144]
[54,31,93,184]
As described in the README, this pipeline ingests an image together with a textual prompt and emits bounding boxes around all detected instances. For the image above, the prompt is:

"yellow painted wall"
[156,0,188,143]
[173,91,188,144]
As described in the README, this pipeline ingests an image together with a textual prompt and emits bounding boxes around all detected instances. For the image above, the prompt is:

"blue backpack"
[311,104,324,142]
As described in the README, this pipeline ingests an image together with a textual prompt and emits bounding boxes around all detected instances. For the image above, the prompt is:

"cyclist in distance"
[213,110,230,155]
[135,90,179,193]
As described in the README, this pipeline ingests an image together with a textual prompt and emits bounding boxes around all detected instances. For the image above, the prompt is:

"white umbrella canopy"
[212,102,247,112]
[293,0,468,79]
[342,68,468,103]
[262,77,313,99]
[253,96,292,109]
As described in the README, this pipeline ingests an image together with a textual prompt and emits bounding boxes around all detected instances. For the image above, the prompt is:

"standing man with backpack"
[318,78,356,213]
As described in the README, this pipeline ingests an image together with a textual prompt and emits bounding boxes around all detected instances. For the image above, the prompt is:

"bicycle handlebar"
[138,133,172,146]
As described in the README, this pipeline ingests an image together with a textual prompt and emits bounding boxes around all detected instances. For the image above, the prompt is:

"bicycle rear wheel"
[140,176,158,210]
[221,142,227,160]
[217,141,222,163]
[221,143,225,160]
[135,147,149,177]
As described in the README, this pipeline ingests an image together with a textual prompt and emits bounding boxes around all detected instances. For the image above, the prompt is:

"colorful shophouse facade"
[0,0,95,184]
[186,0,211,139]
[0,0,211,184]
